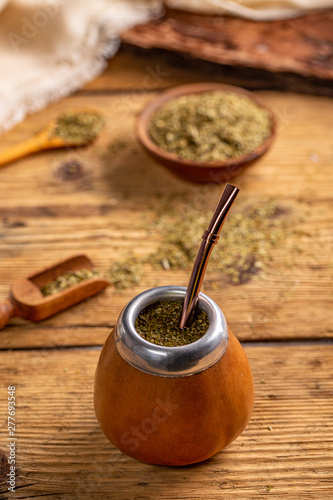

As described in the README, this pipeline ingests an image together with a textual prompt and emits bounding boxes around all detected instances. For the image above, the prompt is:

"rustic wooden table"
[0,48,332,499]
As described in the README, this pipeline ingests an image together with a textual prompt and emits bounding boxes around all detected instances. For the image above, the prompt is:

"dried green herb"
[107,137,127,155]
[135,300,209,347]
[40,257,143,296]
[51,111,105,145]
[106,258,143,290]
[149,91,272,162]
[40,199,296,297]
[41,269,100,296]
[150,200,291,285]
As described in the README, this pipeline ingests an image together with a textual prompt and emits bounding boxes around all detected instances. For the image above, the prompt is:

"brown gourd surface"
[94,329,255,466]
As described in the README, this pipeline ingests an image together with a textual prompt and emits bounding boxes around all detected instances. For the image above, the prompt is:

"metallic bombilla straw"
[179,183,239,330]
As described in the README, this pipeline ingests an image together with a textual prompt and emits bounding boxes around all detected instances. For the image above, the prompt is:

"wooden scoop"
[0,254,110,330]
[0,110,105,167]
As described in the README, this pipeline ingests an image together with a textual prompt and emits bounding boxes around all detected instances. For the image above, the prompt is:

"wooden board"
[0,48,332,500]
[122,9,333,96]
[0,345,332,499]
[0,89,332,347]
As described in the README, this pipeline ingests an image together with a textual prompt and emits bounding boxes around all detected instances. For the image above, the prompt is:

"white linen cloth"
[0,0,161,135]
[0,0,331,135]
[166,0,333,21]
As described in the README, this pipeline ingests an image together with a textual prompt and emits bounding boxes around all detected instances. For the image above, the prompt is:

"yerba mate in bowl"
[94,286,254,466]
[137,83,276,183]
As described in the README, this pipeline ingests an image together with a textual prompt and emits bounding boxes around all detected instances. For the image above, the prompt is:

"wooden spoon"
[0,110,105,167]
[0,254,110,330]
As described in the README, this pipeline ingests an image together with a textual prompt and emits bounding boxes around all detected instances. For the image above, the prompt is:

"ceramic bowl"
[136,83,276,184]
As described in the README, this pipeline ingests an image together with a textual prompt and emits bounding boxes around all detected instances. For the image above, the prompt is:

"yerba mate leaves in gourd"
[135,300,209,347]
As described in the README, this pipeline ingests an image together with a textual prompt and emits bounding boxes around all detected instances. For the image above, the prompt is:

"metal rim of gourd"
[115,285,229,377]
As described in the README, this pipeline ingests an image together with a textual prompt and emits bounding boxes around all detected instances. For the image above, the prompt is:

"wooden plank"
[83,47,213,92]
[85,44,333,96]
[122,9,333,96]
[0,344,332,498]
[0,90,332,347]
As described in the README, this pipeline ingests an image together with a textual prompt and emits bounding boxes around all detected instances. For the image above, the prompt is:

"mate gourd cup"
[94,286,254,466]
